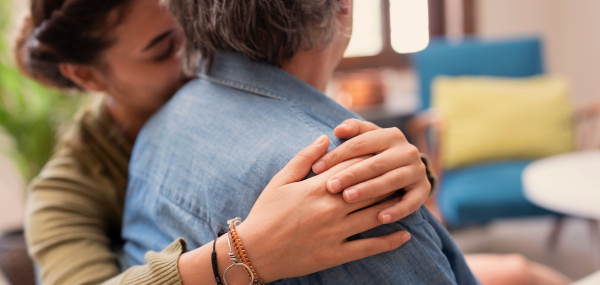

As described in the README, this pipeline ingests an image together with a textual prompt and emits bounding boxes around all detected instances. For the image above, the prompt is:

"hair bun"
[15,0,130,91]
[14,14,78,89]
[15,15,36,77]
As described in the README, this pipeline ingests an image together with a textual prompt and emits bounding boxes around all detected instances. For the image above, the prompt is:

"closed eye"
[154,39,174,62]
[144,29,173,51]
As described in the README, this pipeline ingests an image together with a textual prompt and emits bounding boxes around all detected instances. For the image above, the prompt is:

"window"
[390,0,430,54]
[338,0,447,71]
[344,0,383,58]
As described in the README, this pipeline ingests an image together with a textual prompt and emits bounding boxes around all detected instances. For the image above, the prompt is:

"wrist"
[235,221,278,283]
[178,235,250,285]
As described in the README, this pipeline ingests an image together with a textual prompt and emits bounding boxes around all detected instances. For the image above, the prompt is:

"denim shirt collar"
[198,52,358,127]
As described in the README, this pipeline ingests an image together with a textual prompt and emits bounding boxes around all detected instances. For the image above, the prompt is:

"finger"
[313,127,407,174]
[307,155,374,187]
[333,119,380,139]
[273,135,329,185]
[377,181,431,224]
[326,145,420,194]
[342,196,402,235]
[340,230,411,264]
[339,163,423,203]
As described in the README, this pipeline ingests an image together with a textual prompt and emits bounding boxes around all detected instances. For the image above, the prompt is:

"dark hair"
[15,0,131,89]
[165,0,346,69]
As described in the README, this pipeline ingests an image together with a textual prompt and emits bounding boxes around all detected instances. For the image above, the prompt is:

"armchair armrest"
[406,110,446,224]
[574,101,600,150]
[406,109,444,179]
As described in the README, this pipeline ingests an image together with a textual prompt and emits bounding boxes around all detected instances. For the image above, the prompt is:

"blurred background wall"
[477,0,600,107]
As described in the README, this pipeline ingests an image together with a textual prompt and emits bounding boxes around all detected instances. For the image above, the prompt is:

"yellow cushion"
[432,76,574,169]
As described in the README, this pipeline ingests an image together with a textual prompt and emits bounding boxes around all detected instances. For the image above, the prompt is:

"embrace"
[18,0,571,284]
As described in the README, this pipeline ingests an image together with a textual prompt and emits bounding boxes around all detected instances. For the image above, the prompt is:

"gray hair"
[164,0,346,70]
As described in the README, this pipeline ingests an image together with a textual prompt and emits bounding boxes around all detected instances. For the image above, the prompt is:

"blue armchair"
[409,37,559,229]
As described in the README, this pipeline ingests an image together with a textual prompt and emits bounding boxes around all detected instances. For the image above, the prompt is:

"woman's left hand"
[312,119,431,225]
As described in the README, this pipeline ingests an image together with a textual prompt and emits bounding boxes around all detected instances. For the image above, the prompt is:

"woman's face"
[100,0,189,113]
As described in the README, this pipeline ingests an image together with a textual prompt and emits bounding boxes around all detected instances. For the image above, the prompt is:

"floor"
[451,216,599,281]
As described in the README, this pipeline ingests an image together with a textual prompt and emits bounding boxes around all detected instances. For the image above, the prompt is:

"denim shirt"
[123,52,479,285]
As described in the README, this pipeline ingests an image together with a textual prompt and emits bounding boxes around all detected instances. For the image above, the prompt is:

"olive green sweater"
[25,98,186,285]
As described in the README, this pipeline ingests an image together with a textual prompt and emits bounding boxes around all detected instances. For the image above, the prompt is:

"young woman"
[16,0,434,284]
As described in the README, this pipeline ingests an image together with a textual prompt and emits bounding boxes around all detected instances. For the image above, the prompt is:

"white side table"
[523,150,600,219]
[523,150,600,268]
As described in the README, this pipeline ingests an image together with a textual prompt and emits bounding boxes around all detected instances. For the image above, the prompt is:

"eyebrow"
[143,29,173,51]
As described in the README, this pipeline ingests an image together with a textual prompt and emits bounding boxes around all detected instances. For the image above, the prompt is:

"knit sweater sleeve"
[25,156,187,285]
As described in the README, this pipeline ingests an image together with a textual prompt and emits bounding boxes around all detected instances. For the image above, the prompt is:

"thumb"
[272,135,330,185]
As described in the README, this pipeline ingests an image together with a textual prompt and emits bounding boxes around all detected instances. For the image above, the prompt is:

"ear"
[337,0,352,29]
[59,63,107,92]
[339,0,351,16]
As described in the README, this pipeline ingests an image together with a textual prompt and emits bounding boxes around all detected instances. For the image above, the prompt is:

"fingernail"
[344,188,357,201]
[314,135,326,145]
[400,231,411,243]
[328,179,342,193]
[338,124,349,129]
[313,161,326,173]
[382,214,392,224]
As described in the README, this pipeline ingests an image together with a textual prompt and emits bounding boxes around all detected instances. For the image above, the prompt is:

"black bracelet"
[212,229,227,285]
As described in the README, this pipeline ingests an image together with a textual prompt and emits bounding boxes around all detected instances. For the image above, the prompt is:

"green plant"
[0,0,83,181]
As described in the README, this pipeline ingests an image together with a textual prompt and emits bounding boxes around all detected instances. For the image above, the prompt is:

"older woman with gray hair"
[123,0,477,284]
[126,0,571,284]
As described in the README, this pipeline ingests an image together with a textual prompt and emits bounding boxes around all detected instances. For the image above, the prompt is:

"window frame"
[337,0,474,71]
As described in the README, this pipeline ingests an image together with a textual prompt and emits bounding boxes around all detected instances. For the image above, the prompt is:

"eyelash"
[154,40,174,62]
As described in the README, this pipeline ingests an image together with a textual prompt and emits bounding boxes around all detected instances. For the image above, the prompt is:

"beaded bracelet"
[228,218,267,285]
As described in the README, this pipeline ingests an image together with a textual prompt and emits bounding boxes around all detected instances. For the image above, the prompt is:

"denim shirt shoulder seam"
[205,73,339,147]
[204,76,287,101]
